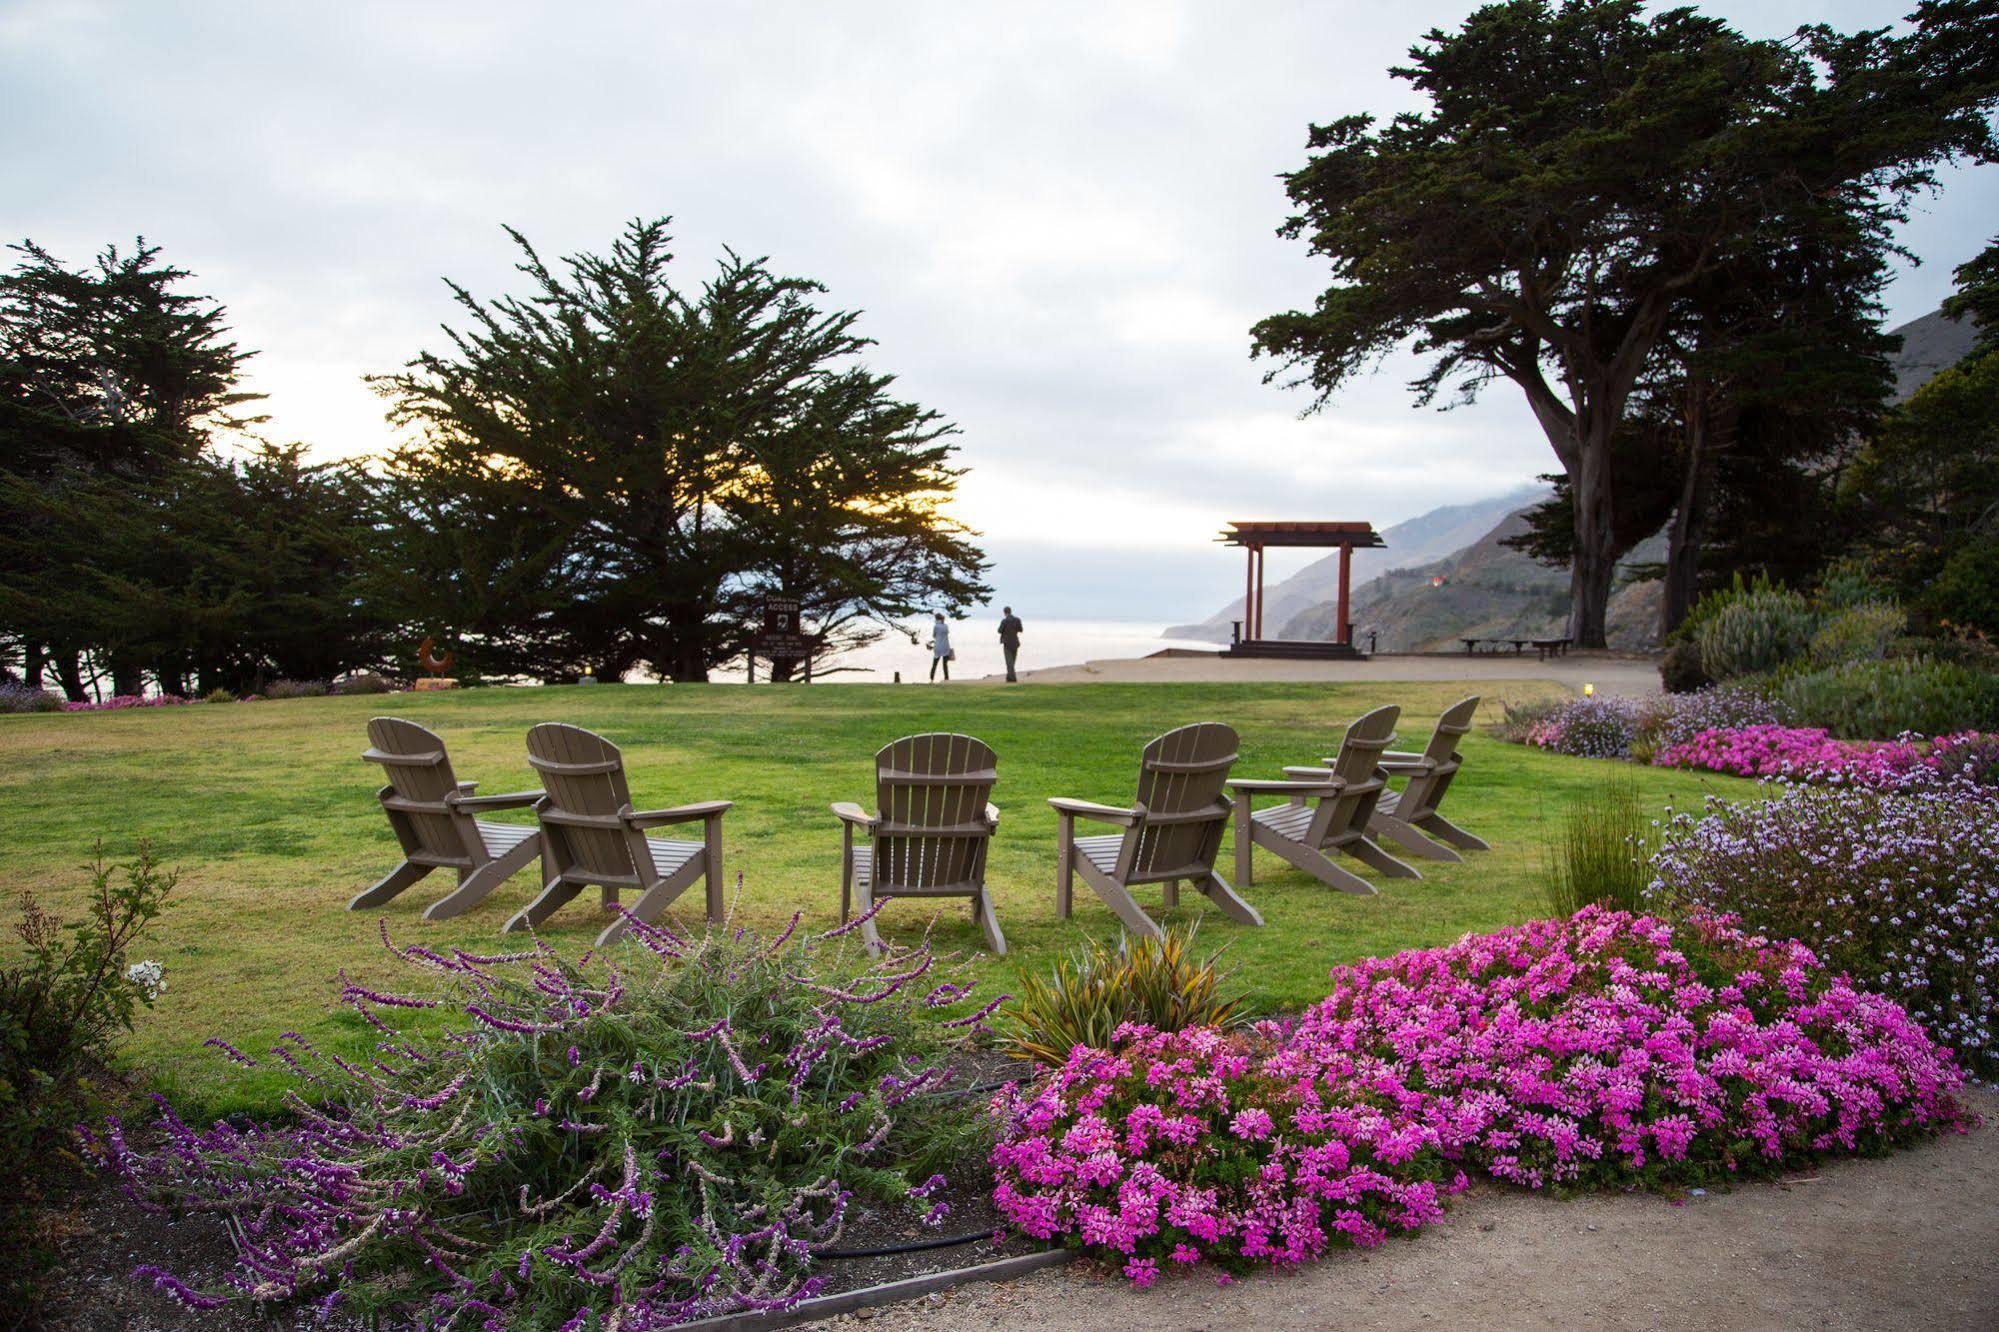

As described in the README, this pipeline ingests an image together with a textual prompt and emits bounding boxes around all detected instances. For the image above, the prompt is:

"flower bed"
[62,694,191,713]
[84,906,1006,1327]
[1525,695,1643,758]
[993,908,1967,1283]
[1654,726,1999,789]
[1651,781,1999,1077]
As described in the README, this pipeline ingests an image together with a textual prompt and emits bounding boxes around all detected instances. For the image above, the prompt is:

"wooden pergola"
[1219,520,1385,658]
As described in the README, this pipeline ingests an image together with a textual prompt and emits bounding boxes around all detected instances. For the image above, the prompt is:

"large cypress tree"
[371,219,987,683]
[1253,0,1999,646]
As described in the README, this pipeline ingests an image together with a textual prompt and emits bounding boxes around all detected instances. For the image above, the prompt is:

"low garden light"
[1584,682,1595,697]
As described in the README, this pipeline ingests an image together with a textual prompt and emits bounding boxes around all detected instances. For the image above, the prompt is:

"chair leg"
[1197,872,1263,928]
[423,838,542,921]
[596,867,698,948]
[348,860,432,911]
[973,888,1007,955]
[504,877,585,934]
[1235,800,1254,888]
[703,815,726,924]
[1077,863,1165,943]
[1161,878,1180,909]
[1254,822,1378,895]
[1369,813,1463,863]
[1055,819,1074,919]
[1418,814,1491,852]
[854,877,887,958]
[1347,837,1422,881]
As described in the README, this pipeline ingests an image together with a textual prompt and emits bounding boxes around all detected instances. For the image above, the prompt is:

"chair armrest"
[451,789,545,812]
[830,801,878,828]
[1379,757,1435,774]
[1046,797,1139,827]
[1229,778,1343,796]
[457,780,479,793]
[1282,765,1334,780]
[1381,751,1427,762]
[625,800,733,829]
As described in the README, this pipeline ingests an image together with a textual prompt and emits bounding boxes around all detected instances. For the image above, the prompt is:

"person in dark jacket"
[997,606,1023,682]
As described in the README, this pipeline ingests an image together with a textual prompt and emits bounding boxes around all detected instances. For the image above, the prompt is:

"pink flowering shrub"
[991,1024,1465,1285]
[1654,725,1998,790]
[994,909,1966,1282]
[61,693,191,713]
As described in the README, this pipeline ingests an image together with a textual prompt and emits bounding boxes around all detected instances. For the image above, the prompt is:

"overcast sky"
[5,1,1993,619]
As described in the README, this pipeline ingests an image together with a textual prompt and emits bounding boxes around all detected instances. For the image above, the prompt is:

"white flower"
[126,959,165,1001]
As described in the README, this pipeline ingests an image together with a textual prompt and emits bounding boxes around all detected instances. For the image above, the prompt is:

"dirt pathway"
[987,650,1663,697]
[813,1088,1997,1332]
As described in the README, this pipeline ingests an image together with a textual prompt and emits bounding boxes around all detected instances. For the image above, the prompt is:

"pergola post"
[1254,545,1265,639]
[1337,543,1352,646]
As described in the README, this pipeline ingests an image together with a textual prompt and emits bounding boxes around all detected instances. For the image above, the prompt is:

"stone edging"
[679,1247,1074,1331]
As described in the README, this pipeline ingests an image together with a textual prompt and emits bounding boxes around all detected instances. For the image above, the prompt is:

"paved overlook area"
[985,650,1663,697]
[811,1088,1999,1332]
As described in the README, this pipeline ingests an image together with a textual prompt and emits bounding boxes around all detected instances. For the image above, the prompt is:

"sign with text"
[753,597,812,663]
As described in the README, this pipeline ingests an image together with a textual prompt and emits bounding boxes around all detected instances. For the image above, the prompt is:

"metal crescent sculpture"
[417,636,457,677]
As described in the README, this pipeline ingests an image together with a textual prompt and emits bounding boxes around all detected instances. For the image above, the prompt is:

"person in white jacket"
[928,612,952,681]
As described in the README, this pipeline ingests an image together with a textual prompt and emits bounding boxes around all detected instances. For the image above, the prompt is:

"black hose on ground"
[812,1229,997,1260]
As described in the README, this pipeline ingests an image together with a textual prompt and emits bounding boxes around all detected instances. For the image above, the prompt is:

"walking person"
[927,611,953,682]
[998,606,1023,682]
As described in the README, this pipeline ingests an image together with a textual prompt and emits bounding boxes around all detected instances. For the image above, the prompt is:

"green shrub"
[1696,587,1819,681]
[333,671,396,695]
[1769,657,1999,739]
[1491,695,1560,743]
[1813,556,1894,612]
[1658,638,1710,694]
[1003,923,1245,1067]
[1808,602,1904,667]
[262,678,330,699]
[0,682,64,714]
[1923,537,1999,636]
[1542,778,1654,917]
[202,687,235,704]
[1,845,174,1315]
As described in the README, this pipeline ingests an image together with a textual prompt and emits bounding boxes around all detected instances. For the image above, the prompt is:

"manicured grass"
[0,680,1755,1117]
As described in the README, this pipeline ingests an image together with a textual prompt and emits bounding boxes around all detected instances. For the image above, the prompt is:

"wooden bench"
[1531,637,1572,660]
[1461,636,1572,659]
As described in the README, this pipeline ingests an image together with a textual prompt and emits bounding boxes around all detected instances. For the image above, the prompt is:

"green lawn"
[0,680,1753,1117]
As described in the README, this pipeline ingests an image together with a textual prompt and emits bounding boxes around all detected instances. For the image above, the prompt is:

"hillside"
[1283,508,1664,652]
[1163,485,1547,641]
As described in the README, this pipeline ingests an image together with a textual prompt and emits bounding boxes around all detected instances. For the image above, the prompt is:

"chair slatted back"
[365,717,475,862]
[1120,722,1237,882]
[526,723,642,883]
[873,734,997,893]
[1309,705,1400,847]
[1400,695,1478,820]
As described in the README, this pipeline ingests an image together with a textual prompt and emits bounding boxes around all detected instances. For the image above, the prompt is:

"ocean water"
[794,617,1223,683]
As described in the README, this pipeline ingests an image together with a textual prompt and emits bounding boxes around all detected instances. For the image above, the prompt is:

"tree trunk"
[1661,376,1715,639]
[109,657,144,698]
[1568,434,1618,649]
[23,642,45,691]
[53,649,87,702]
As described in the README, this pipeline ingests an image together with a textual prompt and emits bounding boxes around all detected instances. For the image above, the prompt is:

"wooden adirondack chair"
[1233,703,1419,895]
[832,733,1005,957]
[504,723,730,948]
[350,717,545,920]
[1365,695,1490,860]
[1048,722,1262,943]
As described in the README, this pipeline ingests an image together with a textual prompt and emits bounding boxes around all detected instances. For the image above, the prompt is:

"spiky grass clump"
[1543,778,1655,918]
[1004,923,1245,1068]
[85,902,1006,1328]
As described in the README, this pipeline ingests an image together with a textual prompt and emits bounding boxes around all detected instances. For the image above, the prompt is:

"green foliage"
[201,687,234,704]
[1696,587,1819,680]
[332,671,396,696]
[1542,779,1655,918]
[1003,923,1246,1067]
[1808,602,1904,667]
[1658,639,1711,695]
[1491,695,1561,743]
[1923,537,1999,637]
[0,844,174,1314]
[261,678,329,700]
[1251,0,1998,647]
[1767,657,1999,740]
[371,217,989,684]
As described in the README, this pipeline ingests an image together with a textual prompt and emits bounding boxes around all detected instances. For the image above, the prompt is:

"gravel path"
[986,650,1663,696]
[811,1088,1997,1332]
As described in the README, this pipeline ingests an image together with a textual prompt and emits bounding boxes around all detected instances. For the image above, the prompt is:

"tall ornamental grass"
[86,904,1006,1327]
[1542,779,1655,917]
[1650,781,1999,1078]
